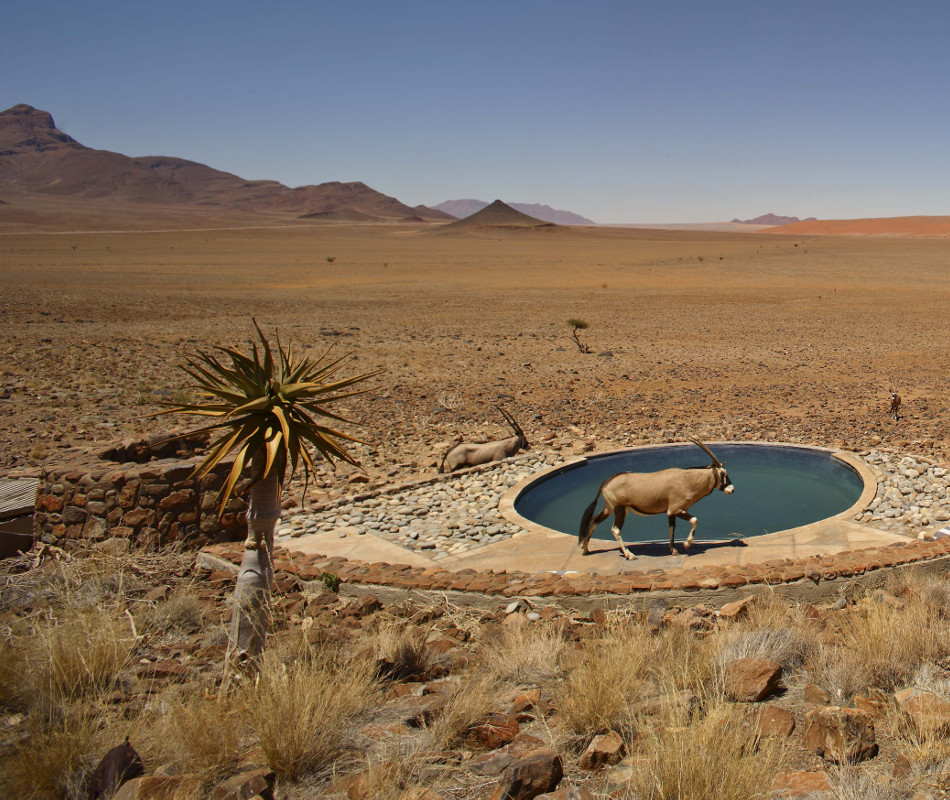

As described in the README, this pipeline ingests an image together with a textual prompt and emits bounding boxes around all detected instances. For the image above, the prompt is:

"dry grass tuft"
[0,703,105,800]
[840,597,947,690]
[626,701,784,800]
[144,584,206,636]
[556,621,652,739]
[135,688,246,785]
[246,646,379,780]
[479,614,566,685]
[364,617,432,682]
[25,609,133,707]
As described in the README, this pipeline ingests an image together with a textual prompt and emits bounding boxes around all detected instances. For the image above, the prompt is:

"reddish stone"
[578,730,625,770]
[770,771,832,797]
[803,706,877,764]
[723,658,783,702]
[752,705,795,737]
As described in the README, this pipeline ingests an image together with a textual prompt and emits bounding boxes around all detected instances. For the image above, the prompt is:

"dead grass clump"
[144,585,206,636]
[840,598,947,690]
[826,766,913,800]
[479,615,566,685]
[246,647,379,780]
[135,688,246,785]
[0,703,104,800]
[556,621,652,739]
[804,644,871,705]
[413,671,502,754]
[648,622,716,694]
[25,609,133,706]
[626,701,784,800]
[364,617,432,682]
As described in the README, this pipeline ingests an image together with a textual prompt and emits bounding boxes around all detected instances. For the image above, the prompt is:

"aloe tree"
[162,321,375,663]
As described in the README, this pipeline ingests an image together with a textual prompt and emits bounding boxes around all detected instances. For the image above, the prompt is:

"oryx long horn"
[495,404,523,436]
[688,437,723,467]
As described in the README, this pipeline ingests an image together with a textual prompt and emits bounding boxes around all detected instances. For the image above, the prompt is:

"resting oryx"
[578,438,733,559]
[438,405,529,473]
[890,390,902,421]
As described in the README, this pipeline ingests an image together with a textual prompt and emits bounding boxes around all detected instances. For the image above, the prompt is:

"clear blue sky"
[5,0,950,223]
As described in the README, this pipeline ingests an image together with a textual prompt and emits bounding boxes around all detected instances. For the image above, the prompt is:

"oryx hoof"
[670,546,679,555]
[622,552,637,560]
[683,541,692,552]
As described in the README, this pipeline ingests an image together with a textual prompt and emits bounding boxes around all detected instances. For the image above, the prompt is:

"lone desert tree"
[161,321,375,663]
[568,317,592,354]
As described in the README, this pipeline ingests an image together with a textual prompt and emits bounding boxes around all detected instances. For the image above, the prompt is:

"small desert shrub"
[136,688,246,785]
[626,701,784,800]
[804,643,871,704]
[715,625,814,674]
[557,622,652,739]
[826,766,913,800]
[25,609,133,706]
[0,703,104,800]
[365,617,432,682]
[648,622,716,693]
[146,585,206,635]
[246,647,378,780]
[415,671,501,753]
[479,615,566,685]
[840,597,946,690]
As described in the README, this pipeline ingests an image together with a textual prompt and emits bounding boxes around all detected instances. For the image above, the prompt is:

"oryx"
[578,438,733,559]
[438,405,530,472]
[889,390,902,421]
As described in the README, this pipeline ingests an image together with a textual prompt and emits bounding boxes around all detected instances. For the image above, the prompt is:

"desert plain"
[1,217,948,497]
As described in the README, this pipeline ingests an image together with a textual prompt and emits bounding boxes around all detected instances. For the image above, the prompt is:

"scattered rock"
[751,705,795,738]
[465,712,520,750]
[212,767,275,800]
[723,658,783,702]
[488,748,563,800]
[803,706,878,764]
[770,770,832,797]
[578,730,625,770]
[804,684,832,705]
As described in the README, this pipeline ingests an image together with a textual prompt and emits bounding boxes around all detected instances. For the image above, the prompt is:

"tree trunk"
[227,450,280,664]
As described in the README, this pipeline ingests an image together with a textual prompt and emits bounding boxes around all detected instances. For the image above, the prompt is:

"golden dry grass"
[245,647,379,780]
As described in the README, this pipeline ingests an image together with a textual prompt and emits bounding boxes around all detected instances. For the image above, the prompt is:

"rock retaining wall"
[34,433,247,549]
[201,536,950,610]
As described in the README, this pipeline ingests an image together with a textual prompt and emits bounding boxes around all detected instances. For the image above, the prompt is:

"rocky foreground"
[3,542,950,799]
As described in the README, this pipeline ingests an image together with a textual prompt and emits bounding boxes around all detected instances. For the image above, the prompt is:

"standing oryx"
[889,390,902,421]
[438,405,530,472]
[578,438,734,559]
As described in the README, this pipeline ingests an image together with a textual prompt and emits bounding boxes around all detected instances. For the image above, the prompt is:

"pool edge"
[498,441,879,542]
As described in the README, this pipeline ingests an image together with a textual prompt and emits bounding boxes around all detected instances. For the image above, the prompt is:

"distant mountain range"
[731,213,817,226]
[0,104,452,222]
[433,199,594,225]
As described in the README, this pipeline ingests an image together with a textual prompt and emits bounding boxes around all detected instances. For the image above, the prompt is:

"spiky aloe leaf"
[157,321,377,516]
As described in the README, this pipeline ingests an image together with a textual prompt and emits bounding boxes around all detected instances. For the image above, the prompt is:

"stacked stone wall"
[33,434,247,549]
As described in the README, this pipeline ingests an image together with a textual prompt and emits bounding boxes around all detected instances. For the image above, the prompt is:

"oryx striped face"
[716,466,734,494]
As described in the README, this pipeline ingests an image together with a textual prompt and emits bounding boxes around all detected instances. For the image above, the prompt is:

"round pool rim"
[498,441,879,542]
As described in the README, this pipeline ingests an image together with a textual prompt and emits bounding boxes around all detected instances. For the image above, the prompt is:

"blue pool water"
[513,443,864,543]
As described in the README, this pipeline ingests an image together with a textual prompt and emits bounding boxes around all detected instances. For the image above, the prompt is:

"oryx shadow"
[587,538,748,559]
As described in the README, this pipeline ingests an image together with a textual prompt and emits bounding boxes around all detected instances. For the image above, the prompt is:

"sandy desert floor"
[1,220,948,500]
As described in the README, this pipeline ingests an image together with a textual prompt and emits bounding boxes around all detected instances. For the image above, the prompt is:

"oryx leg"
[609,507,635,560]
[582,504,613,555]
[675,511,698,551]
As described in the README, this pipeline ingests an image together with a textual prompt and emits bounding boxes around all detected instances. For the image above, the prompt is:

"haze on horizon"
[4,0,950,225]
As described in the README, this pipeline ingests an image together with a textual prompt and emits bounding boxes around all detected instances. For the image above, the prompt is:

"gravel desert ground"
[1,219,948,500]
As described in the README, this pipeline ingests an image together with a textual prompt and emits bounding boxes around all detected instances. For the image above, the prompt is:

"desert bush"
[556,621,651,739]
[0,703,105,800]
[804,643,871,704]
[364,616,432,682]
[840,596,947,690]
[135,688,246,785]
[624,701,784,800]
[24,609,133,707]
[648,621,716,694]
[413,670,501,754]
[144,584,206,636]
[715,625,814,673]
[479,614,566,685]
[246,647,378,780]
